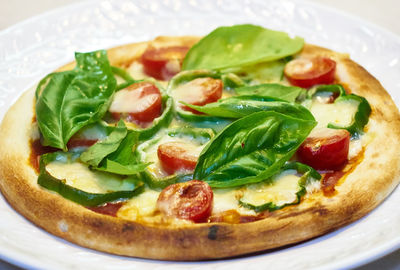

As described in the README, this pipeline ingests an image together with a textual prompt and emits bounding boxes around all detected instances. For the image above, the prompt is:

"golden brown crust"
[0,39,400,260]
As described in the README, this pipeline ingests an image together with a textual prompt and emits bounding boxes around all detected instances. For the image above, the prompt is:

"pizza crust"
[0,38,400,260]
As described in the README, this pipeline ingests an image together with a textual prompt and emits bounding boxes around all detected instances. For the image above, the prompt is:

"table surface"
[1,0,400,269]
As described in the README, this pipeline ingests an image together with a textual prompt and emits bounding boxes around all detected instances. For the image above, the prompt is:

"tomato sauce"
[86,202,125,217]
[29,139,58,173]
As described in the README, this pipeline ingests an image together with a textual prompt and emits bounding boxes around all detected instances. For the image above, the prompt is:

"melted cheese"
[311,99,359,129]
[240,170,301,207]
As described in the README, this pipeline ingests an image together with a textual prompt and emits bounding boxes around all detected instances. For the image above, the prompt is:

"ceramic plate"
[1,0,400,269]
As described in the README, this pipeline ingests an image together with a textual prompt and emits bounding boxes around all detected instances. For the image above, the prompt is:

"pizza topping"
[234,83,306,103]
[38,152,145,207]
[158,142,199,175]
[109,82,162,125]
[182,24,303,71]
[284,57,336,88]
[310,84,371,137]
[87,201,125,217]
[184,95,314,120]
[194,111,316,188]
[80,123,150,175]
[297,128,350,170]
[156,180,213,222]
[35,50,117,151]
[141,46,189,81]
[171,77,223,113]
[239,162,321,212]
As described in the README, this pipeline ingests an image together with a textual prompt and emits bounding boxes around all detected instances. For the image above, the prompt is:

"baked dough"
[0,36,399,260]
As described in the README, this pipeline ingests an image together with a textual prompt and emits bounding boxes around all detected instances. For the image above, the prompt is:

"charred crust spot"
[122,223,135,233]
[208,225,219,240]
[90,219,104,228]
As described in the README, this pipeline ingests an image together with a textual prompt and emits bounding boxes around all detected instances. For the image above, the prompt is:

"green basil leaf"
[37,152,144,207]
[167,127,215,143]
[235,83,306,103]
[239,162,321,212]
[183,95,315,121]
[80,120,127,167]
[194,111,316,188]
[182,24,303,71]
[36,50,116,151]
[95,131,150,175]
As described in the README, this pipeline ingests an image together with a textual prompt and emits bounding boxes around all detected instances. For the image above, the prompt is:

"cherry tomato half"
[172,77,223,114]
[297,128,350,170]
[141,46,190,81]
[157,180,213,223]
[157,141,198,175]
[284,57,336,88]
[109,82,162,125]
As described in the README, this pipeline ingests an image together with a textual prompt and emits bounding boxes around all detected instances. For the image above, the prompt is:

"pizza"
[0,24,400,260]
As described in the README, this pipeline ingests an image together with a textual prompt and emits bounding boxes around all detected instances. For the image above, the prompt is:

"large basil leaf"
[235,83,306,103]
[183,95,314,121]
[37,152,144,207]
[36,50,117,151]
[182,24,303,71]
[194,111,316,187]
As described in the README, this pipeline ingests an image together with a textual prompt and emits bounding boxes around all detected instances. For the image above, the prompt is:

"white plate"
[1,0,400,269]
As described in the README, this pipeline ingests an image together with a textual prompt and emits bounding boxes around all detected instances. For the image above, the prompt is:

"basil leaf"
[167,69,243,124]
[37,152,144,207]
[182,24,303,71]
[95,131,150,175]
[183,95,315,121]
[194,111,316,188]
[239,162,321,212]
[235,83,306,103]
[167,127,215,143]
[36,50,116,151]
[80,120,127,167]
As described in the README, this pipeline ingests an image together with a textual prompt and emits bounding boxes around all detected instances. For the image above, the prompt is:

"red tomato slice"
[284,57,336,88]
[297,128,350,170]
[157,180,213,223]
[173,77,223,114]
[157,141,198,175]
[109,82,162,125]
[141,46,189,81]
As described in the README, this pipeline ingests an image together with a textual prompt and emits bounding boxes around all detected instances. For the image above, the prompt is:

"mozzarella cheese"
[311,99,359,129]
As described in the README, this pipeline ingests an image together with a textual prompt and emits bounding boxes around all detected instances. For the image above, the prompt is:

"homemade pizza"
[0,24,399,260]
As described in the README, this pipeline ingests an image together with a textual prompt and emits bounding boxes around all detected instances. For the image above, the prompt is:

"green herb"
[194,111,316,188]
[182,24,303,71]
[235,83,306,103]
[183,95,314,121]
[35,50,117,151]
